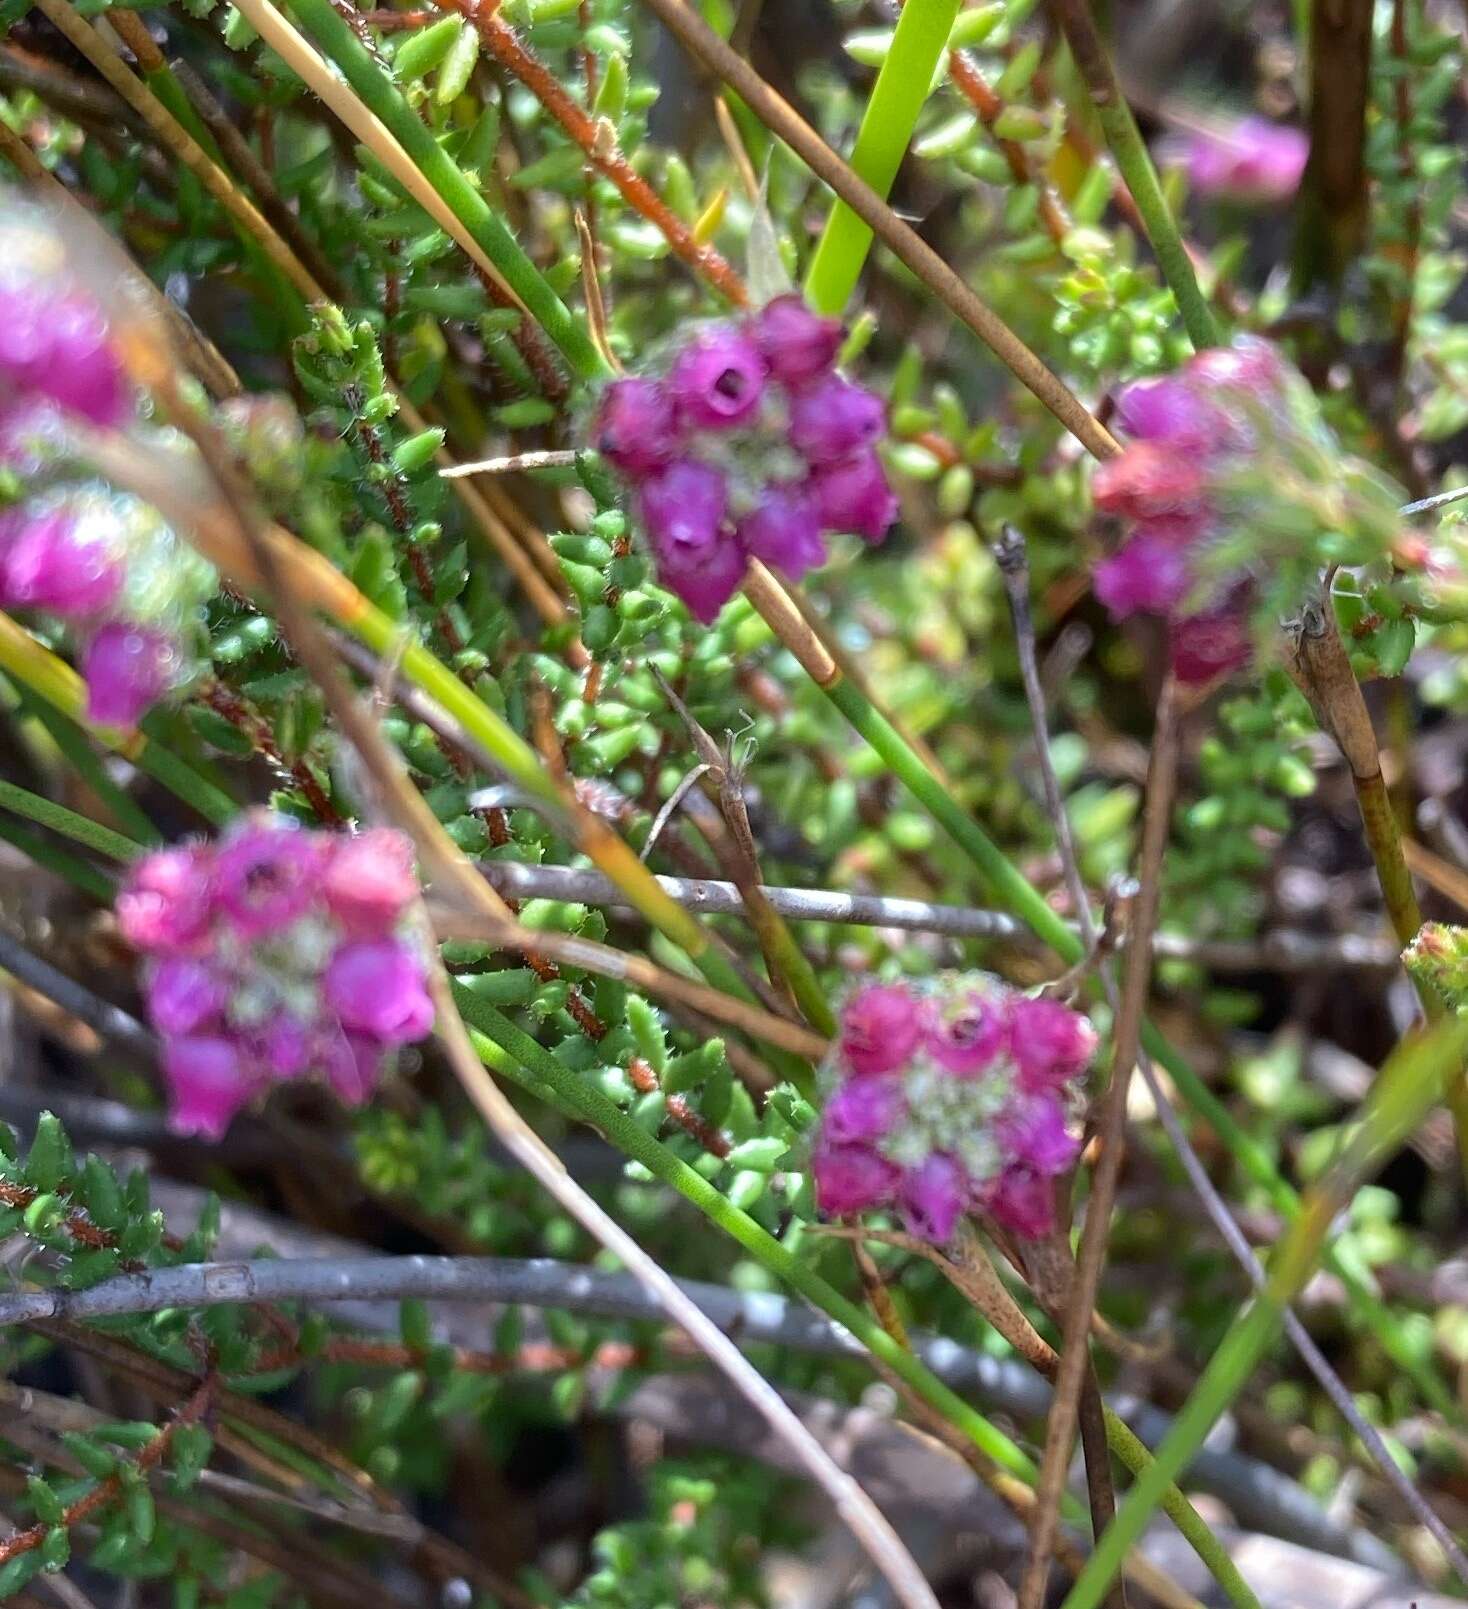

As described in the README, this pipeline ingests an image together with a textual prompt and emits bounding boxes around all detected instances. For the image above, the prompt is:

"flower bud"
[751,294,843,387]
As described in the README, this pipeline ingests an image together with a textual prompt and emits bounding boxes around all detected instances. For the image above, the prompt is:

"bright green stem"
[0,779,143,864]
[821,671,1458,1419]
[454,986,1038,1478]
[11,687,163,848]
[457,986,1250,1601]
[0,815,116,903]
[803,0,961,315]
[346,609,813,1085]
[1062,1014,1468,1609]
[1102,1412,1261,1609]
[1052,0,1219,351]
[285,0,609,382]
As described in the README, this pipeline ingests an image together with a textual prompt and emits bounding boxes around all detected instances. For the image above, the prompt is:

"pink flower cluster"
[118,815,433,1139]
[1166,117,1308,205]
[810,974,1097,1244]
[1091,338,1293,686]
[0,198,214,727]
[591,295,898,623]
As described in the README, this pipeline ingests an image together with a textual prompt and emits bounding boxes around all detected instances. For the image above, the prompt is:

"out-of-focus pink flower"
[925,990,1008,1077]
[162,1035,258,1140]
[1010,996,1098,1092]
[117,846,214,956]
[823,1075,906,1145]
[214,821,321,939]
[146,957,227,1038]
[0,505,123,617]
[322,829,419,936]
[1093,530,1194,621]
[81,624,173,727]
[899,1152,968,1243]
[841,984,922,1077]
[738,484,827,580]
[1092,442,1208,523]
[982,1164,1057,1239]
[999,1093,1081,1177]
[1170,606,1252,686]
[1176,117,1308,204]
[0,281,131,427]
[324,939,435,1043]
[812,1139,901,1216]
[789,374,886,464]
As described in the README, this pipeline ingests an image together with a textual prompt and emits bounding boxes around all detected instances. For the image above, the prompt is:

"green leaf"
[392,16,462,83]
[24,1113,72,1194]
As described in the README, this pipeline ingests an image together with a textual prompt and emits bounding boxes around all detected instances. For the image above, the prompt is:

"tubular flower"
[118,814,433,1137]
[588,298,897,622]
[810,972,1096,1243]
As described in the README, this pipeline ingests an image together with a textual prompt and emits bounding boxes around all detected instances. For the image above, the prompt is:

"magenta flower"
[899,1152,967,1243]
[0,282,130,428]
[214,821,321,939]
[810,450,898,544]
[1170,606,1252,686]
[751,294,843,387]
[998,1093,1080,1177]
[926,990,1009,1077]
[812,1139,900,1217]
[1010,996,1098,1092]
[1092,442,1208,523]
[982,1164,1056,1239]
[324,938,435,1043]
[841,984,922,1077]
[593,377,680,477]
[1186,336,1286,398]
[322,829,419,936]
[1093,530,1194,621]
[0,505,122,617]
[146,957,228,1038]
[823,1075,906,1145]
[1179,118,1307,204]
[658,527,748,624]
[737,484,827,580]
[788,375,885,465]
[1115,377,1221,448]
[162,1035,259,1140]
[639,459,729,565]
[81,624,173,727]
[117,847,214,956]
[668,325,767,431]
[322,1030,387,1106]
[257,1016,312,1080]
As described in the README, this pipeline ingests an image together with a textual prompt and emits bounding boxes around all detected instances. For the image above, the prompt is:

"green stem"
[0,815,116,903]
[803,0,961,315]
[10,686,163,847]
[821,671,1458,1420]
[285,0,609,382]
[1049,0,1219,350]
[0,779,143,864]
[1061,1014,1468,1609]
[455,987,1250,1602]
[1102,1412,1261,1609]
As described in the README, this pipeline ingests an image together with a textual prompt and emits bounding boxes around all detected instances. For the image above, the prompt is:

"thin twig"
[997,558,1462,1578]
[1020,678,1180,1609]
[433,0,749,305]
[441,450,580,478]
[635,0,1119,461]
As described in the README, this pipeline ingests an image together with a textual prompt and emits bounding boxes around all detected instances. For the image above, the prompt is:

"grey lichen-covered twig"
[0,1250,1400,1570]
